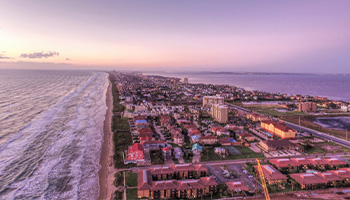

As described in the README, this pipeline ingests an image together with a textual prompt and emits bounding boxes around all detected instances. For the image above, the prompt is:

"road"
[282,120,350,148]
[126,152,347,172]
[225,103,252,113]
[227,103,350,148]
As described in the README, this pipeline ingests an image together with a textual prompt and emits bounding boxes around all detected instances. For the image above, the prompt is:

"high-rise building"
[298,102,317,112]
[212,104,228,123]
[202,96,224,107]
[183,77,188,84]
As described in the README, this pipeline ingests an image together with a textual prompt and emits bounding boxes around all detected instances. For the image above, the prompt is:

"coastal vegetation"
[109,74,134,169]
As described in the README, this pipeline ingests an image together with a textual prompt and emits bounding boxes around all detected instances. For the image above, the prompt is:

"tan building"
[261,120,296,139]
[212,104,228,123]
[260,139,295,152]
[298,102,317,112]
[246,113,268,122]
[198,136,218,145]
[137,164,218,199]
[202,96,224,107]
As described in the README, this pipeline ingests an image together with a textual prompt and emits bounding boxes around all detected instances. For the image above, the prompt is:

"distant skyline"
[1,0,350,73]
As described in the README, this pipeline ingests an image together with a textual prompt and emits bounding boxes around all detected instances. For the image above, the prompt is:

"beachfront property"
[125,143,144,164]
[260,120,296,139]
[253,165,288,184]
[212,104,228,123]
[137,164,217,199]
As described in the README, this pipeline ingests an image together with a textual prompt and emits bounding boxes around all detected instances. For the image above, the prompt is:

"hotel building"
[260,120,296,139]
[212,104,228,123]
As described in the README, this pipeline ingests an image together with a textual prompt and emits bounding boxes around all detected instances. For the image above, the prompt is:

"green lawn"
[125,171,138,187]
[126,188,138,200]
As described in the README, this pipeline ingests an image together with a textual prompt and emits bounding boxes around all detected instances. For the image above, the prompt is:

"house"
[190,135,201,143]
[125,143,144,164]
[162,147,172,161]
[225,181,250,196]
[192,143,202,155]
[254,165,288,184]
[143,140,167,150]
[198,136,218,145]
[188,129,201,137]
[238,133,255,142]
[260,139,295,152]
[135,119,150,127]
[173,132,184,145]
[216,129,230,137]
[218,138,233,146]
[214,147,226,157]
[218,137,243,146]
[174,147,184,159]
[160,115,172,127]
[246,113,268,122]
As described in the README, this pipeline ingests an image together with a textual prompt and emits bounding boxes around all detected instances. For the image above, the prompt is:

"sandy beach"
[98,77,116,200]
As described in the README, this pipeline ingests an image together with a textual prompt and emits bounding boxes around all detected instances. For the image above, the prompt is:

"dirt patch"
[319,143,342,152]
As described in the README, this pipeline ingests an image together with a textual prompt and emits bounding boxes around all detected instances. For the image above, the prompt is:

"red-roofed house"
[162,147,172,160]
[225,181,250,196]
[290,173,328,189]
[125,143,144,164]
[198,136,218,145]
[254,165,288,184]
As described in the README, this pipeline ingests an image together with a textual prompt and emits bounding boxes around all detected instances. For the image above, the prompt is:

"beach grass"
[126,188,138,199]
[125,171,138,187]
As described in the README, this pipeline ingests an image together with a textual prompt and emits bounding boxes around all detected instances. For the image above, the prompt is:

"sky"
[0,0,350,73]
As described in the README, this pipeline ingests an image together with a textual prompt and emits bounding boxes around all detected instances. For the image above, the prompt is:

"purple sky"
[1,0,350,73]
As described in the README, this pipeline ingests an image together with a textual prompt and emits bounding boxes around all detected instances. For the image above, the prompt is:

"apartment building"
[212,104,228,123]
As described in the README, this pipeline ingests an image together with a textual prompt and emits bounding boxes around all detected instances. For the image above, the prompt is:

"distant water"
[314,117,350,131]
[144,72,350,101]
[0,70,108,199]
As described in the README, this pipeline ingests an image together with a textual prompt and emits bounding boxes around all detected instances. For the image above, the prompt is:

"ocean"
[0,70,108,200]
[144,72,350,101]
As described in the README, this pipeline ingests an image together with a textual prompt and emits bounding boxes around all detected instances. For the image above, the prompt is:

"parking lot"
[208,164,263,192]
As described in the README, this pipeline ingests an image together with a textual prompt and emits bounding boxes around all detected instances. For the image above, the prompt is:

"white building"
[341,105,349,112]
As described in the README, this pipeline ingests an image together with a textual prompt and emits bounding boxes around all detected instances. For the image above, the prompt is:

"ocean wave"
[0,71,108,200]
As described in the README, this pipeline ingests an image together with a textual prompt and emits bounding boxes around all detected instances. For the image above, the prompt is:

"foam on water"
[0,70,108,200]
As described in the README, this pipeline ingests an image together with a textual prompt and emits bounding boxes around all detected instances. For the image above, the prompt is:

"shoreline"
[98,76,115,200]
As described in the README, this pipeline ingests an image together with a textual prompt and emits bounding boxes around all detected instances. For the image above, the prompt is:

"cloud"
[0,53,12,59]
[66,58,71,61]
[20,51,60,59]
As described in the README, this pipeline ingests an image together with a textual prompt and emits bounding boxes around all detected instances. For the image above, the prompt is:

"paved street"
[229,103,350,148]
[283,120,350,148]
